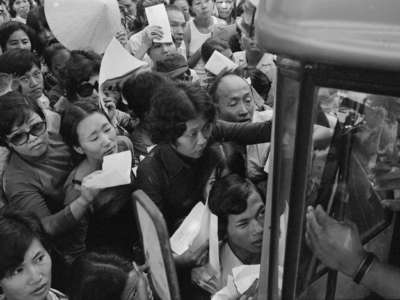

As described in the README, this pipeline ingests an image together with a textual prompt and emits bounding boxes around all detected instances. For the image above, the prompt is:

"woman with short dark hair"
[0,21,36,52]
[0,91,97,248]
[0,209,68,300]
[136,81,271,298]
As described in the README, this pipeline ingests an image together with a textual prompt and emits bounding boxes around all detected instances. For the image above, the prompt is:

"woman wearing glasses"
[0,92,98,262]
[63,50,133,136]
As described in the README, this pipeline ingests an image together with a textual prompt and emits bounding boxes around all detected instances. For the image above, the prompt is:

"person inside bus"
[306,204,400,299]
[68,252,153,300]
[61,101,137,262]
[0,209,68,300]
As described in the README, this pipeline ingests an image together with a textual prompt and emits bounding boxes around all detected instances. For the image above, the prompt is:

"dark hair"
[213,142,246,179]
[8,0,33,18]
[0,91,45,147]
[208,173,260,239]
[0,209,48,280]
[201,37,231,63]
[65,50,101,102]
[148,82,216,144]
[248,68,271,101]
[0,48,41,76]
[0,20,37,52]
[68,252,133,300]
[122,71,170,121]
[61,100,103,149]
[26,5,49,33]
[26,6,55,53]
[43,43,68,70]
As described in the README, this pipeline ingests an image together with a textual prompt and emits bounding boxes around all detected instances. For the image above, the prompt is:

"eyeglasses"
[77,81,98,98]
[7,121,47,146]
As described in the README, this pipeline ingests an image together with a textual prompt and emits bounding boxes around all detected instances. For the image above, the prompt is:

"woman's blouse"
[62,136,137,262]
[3,132,76,235]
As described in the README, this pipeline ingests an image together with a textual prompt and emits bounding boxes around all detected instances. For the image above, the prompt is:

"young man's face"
[148,42,177,65]
[215,74,255,123]
[167,9,186,48]
[227,187,265,259]
[15,65,44,101]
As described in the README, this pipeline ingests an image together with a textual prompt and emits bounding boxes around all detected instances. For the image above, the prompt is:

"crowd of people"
[0,0,398,300]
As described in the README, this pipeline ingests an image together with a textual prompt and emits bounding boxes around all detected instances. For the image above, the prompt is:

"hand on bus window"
[305,205,367,277]
[381,199,400,212]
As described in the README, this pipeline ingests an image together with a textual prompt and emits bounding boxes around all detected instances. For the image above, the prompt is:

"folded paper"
[83,150,132,189]
[99,37,147,115]
[205,50,238,76]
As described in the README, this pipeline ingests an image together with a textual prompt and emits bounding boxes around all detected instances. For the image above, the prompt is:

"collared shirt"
[219,242,243,288]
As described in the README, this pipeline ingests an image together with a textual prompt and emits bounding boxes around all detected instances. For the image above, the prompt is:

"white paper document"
[212,265,260,300]
[170,202,204,255]
[82,150,132,189]
[205,50,238,76]
[145,4,173,43]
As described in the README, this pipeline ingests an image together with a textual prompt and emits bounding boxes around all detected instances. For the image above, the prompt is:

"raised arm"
[212,119,272,145]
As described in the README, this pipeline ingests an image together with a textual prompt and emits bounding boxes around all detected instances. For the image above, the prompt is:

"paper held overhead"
[82,150,132,189]
[145,4,173,43]
[204,50,238,76]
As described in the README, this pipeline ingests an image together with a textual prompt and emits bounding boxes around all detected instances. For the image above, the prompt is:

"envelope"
[205,50,238,76]
[82,150,132,189]
[145,4,173,43]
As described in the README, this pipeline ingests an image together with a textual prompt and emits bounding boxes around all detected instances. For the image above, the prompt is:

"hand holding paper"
[145,4,173,43]
[205,50,238,76]
[82,150,132,189]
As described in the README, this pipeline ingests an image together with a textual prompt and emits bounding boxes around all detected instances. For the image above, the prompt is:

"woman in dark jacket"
[136,81,271,298]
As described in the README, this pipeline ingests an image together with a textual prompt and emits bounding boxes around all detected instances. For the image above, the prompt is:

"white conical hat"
[44,0,121,54]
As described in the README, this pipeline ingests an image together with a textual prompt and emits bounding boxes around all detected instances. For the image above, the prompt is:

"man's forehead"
[218,74,250,94]
[168,9,185,22]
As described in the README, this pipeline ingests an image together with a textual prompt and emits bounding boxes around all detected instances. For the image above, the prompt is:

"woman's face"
[6,112,49,158]
[0,238,52,300]
[191,0,213,18]
[76,74,99,105]
[12,0,30,18]
[174,116,212,159]
[75,112,118,161]
[215,0,233,20]
[6,29,31,52]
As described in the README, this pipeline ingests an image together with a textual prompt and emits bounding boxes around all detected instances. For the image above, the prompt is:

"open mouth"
[104,145,117,156]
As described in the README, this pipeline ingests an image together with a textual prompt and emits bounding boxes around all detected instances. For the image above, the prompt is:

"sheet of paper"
[204,50,238,76]
[145,4,173,43]
[170,202,204,255]
[232,264,260,294]
[83,150,132,189]
[212,275,240,300]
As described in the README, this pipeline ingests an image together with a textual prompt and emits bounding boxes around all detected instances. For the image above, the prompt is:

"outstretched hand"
[305,205,366,277]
